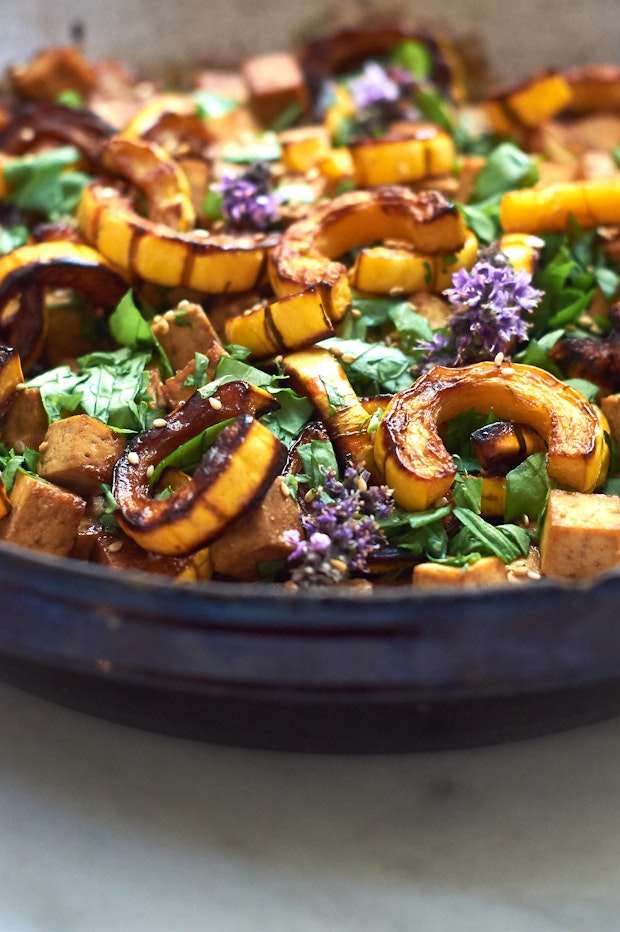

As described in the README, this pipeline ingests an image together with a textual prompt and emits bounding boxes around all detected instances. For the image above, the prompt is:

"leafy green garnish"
[0,224,29,255]
[108,291,155,348]
[0,444,40,491]
[470,142,539,202]
[389,39,433,79]
[460,142,539,243]
[192,90,239,120]
[504,452,552,522]
[318,336,414,394]
[451,507,532,563]
[294,439,339,489]
[380,503,452,558]
[148,418,234,487]
[197,356,312,447]
[3,146,91,220]
[27,346,157,431]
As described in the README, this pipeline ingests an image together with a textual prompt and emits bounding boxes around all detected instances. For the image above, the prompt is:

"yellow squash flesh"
[500,178,620,234]
[224,286,334,358]
[350,230,478,295]
[349,124,456,187]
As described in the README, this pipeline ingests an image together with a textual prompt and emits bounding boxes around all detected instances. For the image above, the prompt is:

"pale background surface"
[0,0,616,84]
[1,680,620,931]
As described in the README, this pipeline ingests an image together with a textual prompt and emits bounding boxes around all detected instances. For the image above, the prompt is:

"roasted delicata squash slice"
[113,380,287,555]
[374,360,610,511]
[269,185,467,321]
[279,125,333,174]
[0,241,129,369]
[118,93,213,155]
[349,123,456,188]
[78,180,279,293]
[485,69,573,134]
[101,136,196,230]
[350,229,478,295]
[0,343,24,417]
[497,233,545,276]
[224,286,334,358]
[470,420,547,473]
[0,475,10,520]
[500,178,620,234]
[280,346,378,477]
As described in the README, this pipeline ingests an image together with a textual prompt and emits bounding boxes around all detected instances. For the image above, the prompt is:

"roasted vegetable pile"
[2,25,620,588]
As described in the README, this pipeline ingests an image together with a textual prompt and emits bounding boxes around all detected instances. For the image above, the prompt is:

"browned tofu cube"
[10,46,97,102]
[0,386,48,453]
[0,471,86,556]
[601,393,620,445]
[539,489,620,581]
[242,52,309,125]
[150,301,227,371]
[412,556,509,588]
[37,414,127,497]
[210,476,302,580]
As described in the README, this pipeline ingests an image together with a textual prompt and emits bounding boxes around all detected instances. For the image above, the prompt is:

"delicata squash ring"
[268,185,467,321]
[0,241,129,369]
[374,360,611,512]
[77,179,279,293]
[113,381,287,555]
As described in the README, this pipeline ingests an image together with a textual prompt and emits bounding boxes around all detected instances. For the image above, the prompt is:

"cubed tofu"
[37,414,127,497]
[209,476,302,580]
[539,488,620,581]
[601,393,620,445]
[241,52,309,125]
[150,301,227,371]
[412,556,509,588]
[0,471,86,556]
[0,386,48,452]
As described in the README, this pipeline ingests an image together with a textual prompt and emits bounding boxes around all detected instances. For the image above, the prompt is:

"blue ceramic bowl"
[1,538,619,752]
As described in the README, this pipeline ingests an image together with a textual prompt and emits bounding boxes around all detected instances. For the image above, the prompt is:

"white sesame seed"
[527,569,542,580]
[341,353,357,364]
[208,396,223,410]
[152,417,167,427]
[494,351,504,366]
[107,540,124,553]
[500,366,516,378]
[15,382,26,391]
[146,464,155,479]
[127,451,140,466]
[389,286,405,296]
[164,309,176,321]
[350,308,362,318]
[156,319,170,334]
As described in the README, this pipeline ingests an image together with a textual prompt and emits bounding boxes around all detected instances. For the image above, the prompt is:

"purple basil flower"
[285,467,394,587]
[349,61,401,111]
[217,162,279,232]
[418,255,543,369]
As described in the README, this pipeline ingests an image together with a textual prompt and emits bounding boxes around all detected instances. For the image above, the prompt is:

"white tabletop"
[1,680,619,932]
